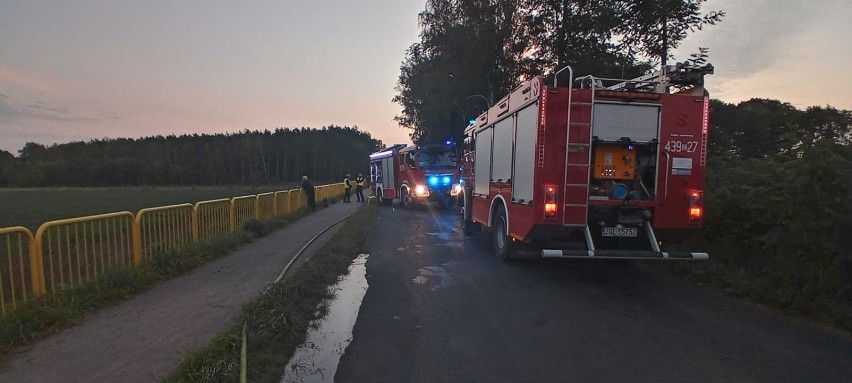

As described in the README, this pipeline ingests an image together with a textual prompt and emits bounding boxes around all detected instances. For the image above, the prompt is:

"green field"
[0,185,300,232]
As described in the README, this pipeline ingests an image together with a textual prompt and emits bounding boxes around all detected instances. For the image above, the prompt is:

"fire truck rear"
[370,142,461,208]
[460,63,713,261]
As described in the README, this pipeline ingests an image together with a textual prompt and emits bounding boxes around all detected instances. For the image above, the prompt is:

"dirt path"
[0,202,361,383]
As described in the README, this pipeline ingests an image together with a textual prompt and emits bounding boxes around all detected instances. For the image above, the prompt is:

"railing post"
[132,214,143,265]
[24,228,45,296]
[32,226,48,296]
[255,195,260,219]
[229,198,236,232]
[191,204,199,241]
[273,192,279,215]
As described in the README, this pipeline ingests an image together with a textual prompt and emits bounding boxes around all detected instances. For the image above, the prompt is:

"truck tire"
[492,205,514,262]
[400,188,412,208]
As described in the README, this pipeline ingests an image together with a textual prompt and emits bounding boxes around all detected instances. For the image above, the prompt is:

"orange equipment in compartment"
[592,144,636,180]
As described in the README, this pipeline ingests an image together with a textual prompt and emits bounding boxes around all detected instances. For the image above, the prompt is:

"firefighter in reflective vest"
[355,173,366,202]
[343,174,352,203]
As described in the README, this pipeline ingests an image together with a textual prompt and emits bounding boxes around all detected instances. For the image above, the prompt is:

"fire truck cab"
[461,62,713,261]
[370,142,461,208]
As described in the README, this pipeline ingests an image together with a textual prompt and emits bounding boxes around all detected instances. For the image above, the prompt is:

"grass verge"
[653,256,852,333]
[651,235,852,333]
[0,205,318,356]
[162,202,378,383]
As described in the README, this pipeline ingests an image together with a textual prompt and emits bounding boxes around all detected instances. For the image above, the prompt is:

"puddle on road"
[281,254,369,383]
[427,229,465,248]
[426,231,452,241]
[412,261,464,291]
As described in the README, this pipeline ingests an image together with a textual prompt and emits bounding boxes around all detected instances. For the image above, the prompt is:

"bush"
[673,142,852,328]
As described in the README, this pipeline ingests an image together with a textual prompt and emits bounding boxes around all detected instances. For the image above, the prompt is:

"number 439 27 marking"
[664,140,698,153]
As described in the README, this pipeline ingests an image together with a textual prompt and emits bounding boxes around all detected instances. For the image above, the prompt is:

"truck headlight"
[414,184,429,196]
[451,184,462,196]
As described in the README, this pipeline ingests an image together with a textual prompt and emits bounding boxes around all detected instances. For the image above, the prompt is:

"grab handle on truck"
[663,151,671,202]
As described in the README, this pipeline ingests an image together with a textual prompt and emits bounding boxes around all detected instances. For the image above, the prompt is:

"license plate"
[602,227,638,237]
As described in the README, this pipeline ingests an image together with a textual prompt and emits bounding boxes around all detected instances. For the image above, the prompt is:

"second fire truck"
[460,62,713,261]
[369,142,461,208]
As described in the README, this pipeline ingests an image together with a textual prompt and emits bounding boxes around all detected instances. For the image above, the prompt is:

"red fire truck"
[370,142,461,208]
[460,62,713,261]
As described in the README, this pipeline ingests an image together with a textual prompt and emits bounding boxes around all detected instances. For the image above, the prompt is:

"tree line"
[0,126,382,187]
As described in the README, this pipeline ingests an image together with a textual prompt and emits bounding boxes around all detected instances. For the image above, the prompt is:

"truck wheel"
[492,206,514,262]
[400,188,412,208]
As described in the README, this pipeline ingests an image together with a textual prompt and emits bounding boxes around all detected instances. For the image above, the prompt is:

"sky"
[1,0,851,155]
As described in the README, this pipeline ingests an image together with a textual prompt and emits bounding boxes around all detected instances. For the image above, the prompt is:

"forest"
[0,125,382,187]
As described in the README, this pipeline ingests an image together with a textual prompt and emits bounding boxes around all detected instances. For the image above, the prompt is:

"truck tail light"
[688,189,703,223]
[544,184,558,219]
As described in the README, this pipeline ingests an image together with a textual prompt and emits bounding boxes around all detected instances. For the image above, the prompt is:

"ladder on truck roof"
[577,62,714,93]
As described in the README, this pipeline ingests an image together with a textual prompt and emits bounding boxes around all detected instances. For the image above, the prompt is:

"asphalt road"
[335,203,852,383]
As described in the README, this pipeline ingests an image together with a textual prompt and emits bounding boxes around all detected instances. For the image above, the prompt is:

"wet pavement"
[282,254,370,383]
[333,202,852,383]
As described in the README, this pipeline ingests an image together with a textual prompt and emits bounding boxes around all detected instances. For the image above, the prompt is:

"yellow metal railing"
[232,195,258,229]
[35,212,135,296]
[275,191,291,215]
[0,182,345,318]
[1,227,40,315]
[258,192,276,220]
[195,198,232,240]
[290,189,303,210]
[135,204,195,262]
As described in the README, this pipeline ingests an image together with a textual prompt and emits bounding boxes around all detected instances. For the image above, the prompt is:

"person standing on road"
[343,173,352,203]
[301,175,316,211]
[355,173,365,202]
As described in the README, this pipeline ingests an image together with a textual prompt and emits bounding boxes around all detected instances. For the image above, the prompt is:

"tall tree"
[394,0,724,142]
[734,99,802,159]
[614,0,724,70]
[796,106,852,150]
[519,0,649,80]
[394,0,523,143]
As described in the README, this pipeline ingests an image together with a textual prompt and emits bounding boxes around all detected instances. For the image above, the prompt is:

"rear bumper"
[541,249,708,260]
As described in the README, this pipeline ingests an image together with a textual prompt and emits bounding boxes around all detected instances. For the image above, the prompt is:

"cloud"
[0,93,98,123]
[0,65,60,95]
[677,0,824,77]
